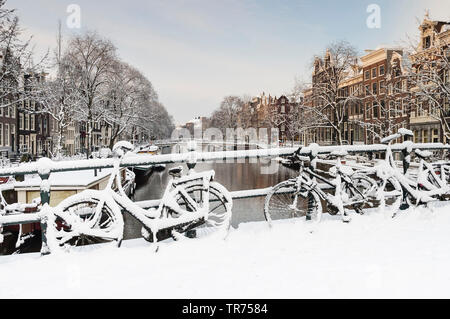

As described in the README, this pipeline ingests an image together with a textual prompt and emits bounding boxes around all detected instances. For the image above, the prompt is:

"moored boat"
[132,144,165,183]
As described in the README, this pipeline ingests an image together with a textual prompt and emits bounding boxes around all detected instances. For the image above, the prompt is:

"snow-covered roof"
[14,168,114,189]
[186,118,203,128]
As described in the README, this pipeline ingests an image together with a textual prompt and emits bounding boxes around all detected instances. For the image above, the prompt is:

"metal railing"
[0,140,450,254]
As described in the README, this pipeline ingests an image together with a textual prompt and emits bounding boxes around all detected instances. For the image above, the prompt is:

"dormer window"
[423,36,431,49]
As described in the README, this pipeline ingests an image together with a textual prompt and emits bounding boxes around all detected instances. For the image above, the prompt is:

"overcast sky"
[11,0,450,125]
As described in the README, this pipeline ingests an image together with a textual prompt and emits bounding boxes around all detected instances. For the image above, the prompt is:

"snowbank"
[1,203,450,298]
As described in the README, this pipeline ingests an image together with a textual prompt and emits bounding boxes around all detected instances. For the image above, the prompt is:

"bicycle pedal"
[399,203,410,210]
[185,229,197,238]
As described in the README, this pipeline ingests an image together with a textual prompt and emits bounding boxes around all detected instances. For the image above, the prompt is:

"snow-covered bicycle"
[264,146,377,225]
[358,129,450,214]
[51,142,232,249]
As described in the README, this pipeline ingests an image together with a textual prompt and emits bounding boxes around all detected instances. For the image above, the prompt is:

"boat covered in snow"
[132,144,166,182]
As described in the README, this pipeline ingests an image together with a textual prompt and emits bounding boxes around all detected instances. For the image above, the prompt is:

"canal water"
[1,148,299,253]
[124,157,298,239]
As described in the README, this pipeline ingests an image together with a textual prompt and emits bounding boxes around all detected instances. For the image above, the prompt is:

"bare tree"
[305,41,360,145]
[405,36,450,141]
[64,31,116,157]
[0,0,48,111]
[103,60,162,148]
[138,101,174,141]
[353,64,409,142]
[209,95,244,133]
[29,22,80,158]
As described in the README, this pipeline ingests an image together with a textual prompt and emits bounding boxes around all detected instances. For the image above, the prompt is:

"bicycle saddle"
[168,166,183,177]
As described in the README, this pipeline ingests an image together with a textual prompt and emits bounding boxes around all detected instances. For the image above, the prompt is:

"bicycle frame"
[86,156,216,242]
[362,141,449,208]
[291,155,366,219]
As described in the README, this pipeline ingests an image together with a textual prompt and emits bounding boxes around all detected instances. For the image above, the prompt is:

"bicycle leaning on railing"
[356,129,450,215]
[49,141,233,250]
[264,145,377,225]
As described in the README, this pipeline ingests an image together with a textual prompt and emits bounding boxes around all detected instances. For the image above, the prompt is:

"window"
[0,107,3,116]
[25,114,29,130]
[372,82,378,95]
[380,80,385,94]
[423,129,429,143]
[423,36,431,49]
[417,102,423,117]
[366,102,371,119]
[397,99,402,117]
[372,67,377,78]
[31,115,35,130]
[5,106,9,117]
[19,113,24,130]
[365,85,370,96]
[414,130,419,143]
[5,124,9,147]
[0,123,2,146]
[379,65,385,76]
[373,102,379,118]
[364,70,370,80]
[280,105,285,113]
[11,105,15,118]
[19,135,24,151]
[389,101,395,118]
[433,129,439,143]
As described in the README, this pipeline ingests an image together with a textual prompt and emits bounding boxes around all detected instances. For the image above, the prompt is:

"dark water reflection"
[124,158,298,239]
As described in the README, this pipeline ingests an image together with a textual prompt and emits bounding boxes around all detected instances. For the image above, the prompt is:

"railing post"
[37,157,53,255]
[401,148,410,175]
[402,137,413,175]
[39,172,51,255]
[186,140,197,171]
[306,147,318,221]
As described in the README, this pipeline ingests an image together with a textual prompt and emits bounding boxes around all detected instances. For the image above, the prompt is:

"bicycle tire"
[264,180,322,225]
[53,190,124,249]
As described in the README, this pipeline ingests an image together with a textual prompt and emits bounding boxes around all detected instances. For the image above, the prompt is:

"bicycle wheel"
[154,180,232,239]
[53,190,124,248]
[374,177,403,211]
[343,174,377,212]
[264,180,322,224]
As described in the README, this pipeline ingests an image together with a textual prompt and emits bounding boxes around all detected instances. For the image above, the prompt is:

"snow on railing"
[0,141,448,177]
[1,141,450,251]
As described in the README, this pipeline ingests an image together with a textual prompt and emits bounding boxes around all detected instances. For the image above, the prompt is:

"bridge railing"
[1,141,450,252]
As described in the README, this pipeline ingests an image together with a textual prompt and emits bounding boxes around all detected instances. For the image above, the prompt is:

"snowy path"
[1,203,450,298]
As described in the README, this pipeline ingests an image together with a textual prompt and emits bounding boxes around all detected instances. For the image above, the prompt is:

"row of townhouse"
[0,91,55,159]
[244,92,298,144]
[0,80,143,159]
[0,96,139,159]
[303,15,450,146]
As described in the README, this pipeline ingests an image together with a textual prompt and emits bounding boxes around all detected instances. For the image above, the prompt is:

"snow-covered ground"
[1,203,450,298]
